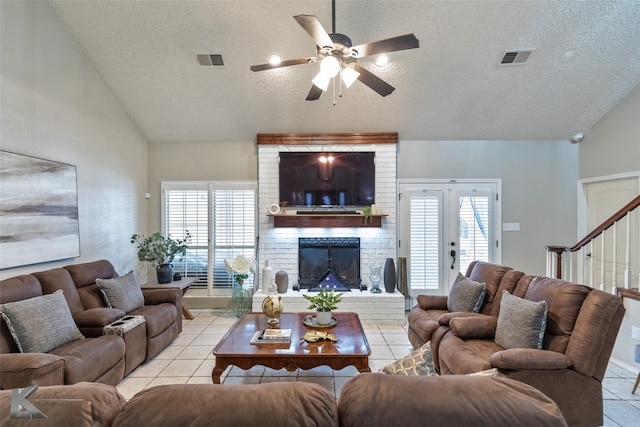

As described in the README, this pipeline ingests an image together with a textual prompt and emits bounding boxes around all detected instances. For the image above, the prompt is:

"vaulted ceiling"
[48,0,640,143]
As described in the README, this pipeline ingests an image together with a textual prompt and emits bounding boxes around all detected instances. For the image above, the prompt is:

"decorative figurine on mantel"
[280,201,288,214]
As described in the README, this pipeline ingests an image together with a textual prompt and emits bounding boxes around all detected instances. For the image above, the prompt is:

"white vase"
[262,259,273,294]
[316,310,332,325]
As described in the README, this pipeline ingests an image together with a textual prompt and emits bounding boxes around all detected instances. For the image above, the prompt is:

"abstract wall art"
[0,151,80,269]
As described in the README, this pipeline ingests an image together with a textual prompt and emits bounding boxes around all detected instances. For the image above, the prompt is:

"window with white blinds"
[409,192,441,291]
[162,182,257,290]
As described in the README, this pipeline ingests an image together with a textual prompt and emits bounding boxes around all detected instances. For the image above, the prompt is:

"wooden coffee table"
[211,312,371,384]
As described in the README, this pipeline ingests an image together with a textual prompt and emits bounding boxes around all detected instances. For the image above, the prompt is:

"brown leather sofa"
[0,260,182,389]
[0,374,569,427]
[407,261,625,427]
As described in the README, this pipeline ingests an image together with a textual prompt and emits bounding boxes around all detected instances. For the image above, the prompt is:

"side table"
[142,277,196,320]
[104,315,146,375]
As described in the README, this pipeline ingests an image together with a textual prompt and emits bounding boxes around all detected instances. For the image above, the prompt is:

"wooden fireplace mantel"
[268,214,387,228]
[257,133,398,145]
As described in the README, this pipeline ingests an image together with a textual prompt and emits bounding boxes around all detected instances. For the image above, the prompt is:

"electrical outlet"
[632,326,640,340]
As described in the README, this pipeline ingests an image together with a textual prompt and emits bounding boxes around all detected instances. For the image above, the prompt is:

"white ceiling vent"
[197,54,224,67]
[499,49,533,66]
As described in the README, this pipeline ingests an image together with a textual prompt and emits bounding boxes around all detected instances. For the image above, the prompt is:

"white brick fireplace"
[253,138,405,325]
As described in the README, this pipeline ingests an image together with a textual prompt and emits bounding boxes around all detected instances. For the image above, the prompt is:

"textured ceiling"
[48,0,640,143]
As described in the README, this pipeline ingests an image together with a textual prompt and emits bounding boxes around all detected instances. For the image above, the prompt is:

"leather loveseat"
[407,261,625,427]
[0,374,569,427]
[0,260,182,389]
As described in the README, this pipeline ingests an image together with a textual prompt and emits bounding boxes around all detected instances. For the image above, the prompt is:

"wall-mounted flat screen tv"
[279,152,375,207]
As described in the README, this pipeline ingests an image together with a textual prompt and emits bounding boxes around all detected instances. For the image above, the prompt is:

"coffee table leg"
[211,365,226,384]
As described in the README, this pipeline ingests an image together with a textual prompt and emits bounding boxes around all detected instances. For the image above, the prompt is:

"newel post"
[546,246,570,279]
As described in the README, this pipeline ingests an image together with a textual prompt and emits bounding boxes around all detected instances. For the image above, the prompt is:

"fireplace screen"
[298,237,361,291]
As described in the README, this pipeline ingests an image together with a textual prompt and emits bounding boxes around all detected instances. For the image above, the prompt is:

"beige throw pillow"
[380,342,438,376]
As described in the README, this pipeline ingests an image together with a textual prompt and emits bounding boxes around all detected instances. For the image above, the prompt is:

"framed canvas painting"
[0,151,80,269]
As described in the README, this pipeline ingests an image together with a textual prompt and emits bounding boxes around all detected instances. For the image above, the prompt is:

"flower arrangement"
[303,289,343,312]
[130,231,191,267]
[225,255,256,285]
[362,206,372,224]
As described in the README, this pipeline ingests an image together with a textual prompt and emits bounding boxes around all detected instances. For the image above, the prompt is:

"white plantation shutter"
[408,191,442,291]
[162,182,256,291]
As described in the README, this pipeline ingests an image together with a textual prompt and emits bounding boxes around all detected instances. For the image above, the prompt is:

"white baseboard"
[609,357,640,375]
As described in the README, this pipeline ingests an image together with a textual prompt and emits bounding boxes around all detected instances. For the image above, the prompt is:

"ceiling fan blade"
[351,34,419,58]
[352,64,395,97]
[306,85,323,101]
[294,15,334,50]
[250,58,315,72]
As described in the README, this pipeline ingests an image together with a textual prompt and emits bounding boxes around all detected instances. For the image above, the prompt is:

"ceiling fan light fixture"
[268,52,282,66]
[374,53,389,67]
[312,72,331,91]
[341,66,360,88]
[320,55,340,77]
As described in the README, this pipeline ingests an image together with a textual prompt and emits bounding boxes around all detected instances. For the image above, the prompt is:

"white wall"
[579,82,640,179]
[579,82,640,369]
[397,140,579,275]
[0,1,148,279]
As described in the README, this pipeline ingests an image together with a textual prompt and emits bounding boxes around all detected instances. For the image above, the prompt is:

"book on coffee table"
[250,329,291,345]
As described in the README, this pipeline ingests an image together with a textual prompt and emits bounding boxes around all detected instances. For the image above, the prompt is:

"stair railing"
[546,194,640,292]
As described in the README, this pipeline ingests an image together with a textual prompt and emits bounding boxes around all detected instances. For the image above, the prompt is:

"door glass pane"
[409,194,441,291]
[458,194,490,274]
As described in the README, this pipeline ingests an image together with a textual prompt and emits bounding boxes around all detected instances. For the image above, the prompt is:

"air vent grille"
[500,50,533,65]
[197,54,224,67]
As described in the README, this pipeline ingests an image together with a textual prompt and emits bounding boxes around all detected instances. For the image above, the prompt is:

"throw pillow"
[447,273,487,313]
[379,342,439,376]
[0,290,84,353]
[96,271,144,313]
[495,290,547,350]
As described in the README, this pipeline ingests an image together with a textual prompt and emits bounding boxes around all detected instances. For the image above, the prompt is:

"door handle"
[450,249,457,269]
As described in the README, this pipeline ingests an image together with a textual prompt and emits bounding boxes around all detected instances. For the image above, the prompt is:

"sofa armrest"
[450,316,498,340]
[0,353,65,389]
[141,287,182,306]
[438,311,490,326]
[74,307,126,328]
[490,349,572,370]
[417,295,448,310]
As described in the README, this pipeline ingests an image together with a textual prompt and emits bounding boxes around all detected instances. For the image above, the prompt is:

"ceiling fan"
[250,0,419,101]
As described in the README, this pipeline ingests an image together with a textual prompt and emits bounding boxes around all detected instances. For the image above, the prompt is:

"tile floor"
[116,309,640,427]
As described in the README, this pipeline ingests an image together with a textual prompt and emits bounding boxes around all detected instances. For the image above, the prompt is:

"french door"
[398,180,501,296]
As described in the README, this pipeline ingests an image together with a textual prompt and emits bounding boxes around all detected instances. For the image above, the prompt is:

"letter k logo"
[10,385,47,419]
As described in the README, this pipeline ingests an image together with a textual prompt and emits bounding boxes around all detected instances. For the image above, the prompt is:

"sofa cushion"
[112,382,339,427]
[129,303,177,338]
[495,291,547,350]
[447,273,486,313]
[438,335,500,374]
[338,374,568,427]
[0,290,84,353]
[468,262,512,315]
[32,268,85,316]
[380,342,438,376]
[0,382,126,427]
[96,272,144,313]
[51,335,125,384]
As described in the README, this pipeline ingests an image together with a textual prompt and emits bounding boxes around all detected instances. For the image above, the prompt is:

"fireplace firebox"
[297,237,363,291]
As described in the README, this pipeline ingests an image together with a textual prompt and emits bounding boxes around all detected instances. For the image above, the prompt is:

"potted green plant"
[303,289,343,325]
[130,231,191,283]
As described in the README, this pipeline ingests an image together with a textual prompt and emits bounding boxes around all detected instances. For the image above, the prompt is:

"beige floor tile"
[146,377,189,388]
[259,376,298,384]
[298,365,334,377]
[160,359,203,377]
[172,334,197,346]
[364,332,387,345]
[369,344,394,359]
[153,345,186,360]
[190,333,224,346]
[187,316,214,325]
[128,359,171,378]
[223,376,262,385]
[116,377,153,400]
[389,345,413,359]
[377,325,406,332]
[175,345,213,360]
[181,324,209,334]
[603,399,640,426]
[384,334,411,345]
[334,366,359,376]
[187,376,214,384]
[369,359,394,372]
[212,316,238,325]
[193,358,216,377]
[263,367,298,377]
[228,365,266,377]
